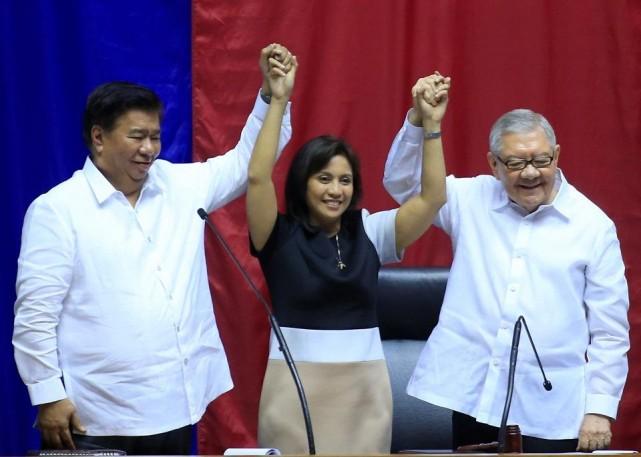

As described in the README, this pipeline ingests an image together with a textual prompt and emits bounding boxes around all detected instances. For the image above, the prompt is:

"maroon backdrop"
[192,1,641,452]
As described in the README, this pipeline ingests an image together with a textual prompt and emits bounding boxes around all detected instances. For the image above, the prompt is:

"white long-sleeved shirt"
[13,93,291,436]
[383,116,629,439]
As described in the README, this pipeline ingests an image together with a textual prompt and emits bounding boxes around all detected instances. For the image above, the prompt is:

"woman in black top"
[247,45,451,454]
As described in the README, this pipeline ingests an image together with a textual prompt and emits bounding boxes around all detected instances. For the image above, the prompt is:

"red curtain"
[192,1,641,452]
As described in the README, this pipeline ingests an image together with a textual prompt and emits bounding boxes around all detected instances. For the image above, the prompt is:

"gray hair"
[489,109,556,156]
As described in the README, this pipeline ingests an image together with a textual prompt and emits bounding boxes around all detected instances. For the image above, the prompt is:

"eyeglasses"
[494,154,555,171]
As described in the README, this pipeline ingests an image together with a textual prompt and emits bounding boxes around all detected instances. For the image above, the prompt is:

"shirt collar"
[491,169,571,220]
[82,156,164,205]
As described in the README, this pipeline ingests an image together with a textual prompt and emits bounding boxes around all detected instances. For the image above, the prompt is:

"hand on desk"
[577,413,612,451]
[37,398,86,449]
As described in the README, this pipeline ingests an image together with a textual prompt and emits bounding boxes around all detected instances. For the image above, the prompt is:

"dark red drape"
[192,1,641,452]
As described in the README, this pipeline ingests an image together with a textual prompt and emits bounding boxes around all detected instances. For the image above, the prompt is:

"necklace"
[335,234,347,270]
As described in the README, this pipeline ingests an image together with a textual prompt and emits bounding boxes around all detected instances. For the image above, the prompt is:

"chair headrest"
[377,266,449,340]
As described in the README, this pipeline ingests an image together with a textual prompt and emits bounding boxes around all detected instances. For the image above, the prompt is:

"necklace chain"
[335,234,347,270]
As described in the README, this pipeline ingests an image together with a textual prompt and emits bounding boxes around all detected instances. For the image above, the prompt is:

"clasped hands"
[260,43,297,101]
[409,71,451,127]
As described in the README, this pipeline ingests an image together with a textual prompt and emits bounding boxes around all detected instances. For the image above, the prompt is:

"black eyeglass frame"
[493,152,556,171]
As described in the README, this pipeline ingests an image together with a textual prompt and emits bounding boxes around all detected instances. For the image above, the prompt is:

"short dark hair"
[82,81,164,149]
[284,135,363,231]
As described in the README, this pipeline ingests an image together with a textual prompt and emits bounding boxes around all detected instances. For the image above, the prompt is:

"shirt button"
[493,359,500,366]
[157,265,162,272]
[169,294,174,300]
[183,358,188,366]
[147,236,152,243]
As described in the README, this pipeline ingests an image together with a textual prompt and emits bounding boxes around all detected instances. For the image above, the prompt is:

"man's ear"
[91,125,104,153]
[487,151,500,179]
[553,144,561,163]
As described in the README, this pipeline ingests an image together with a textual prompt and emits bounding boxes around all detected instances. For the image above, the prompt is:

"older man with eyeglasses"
[383,107,629,453]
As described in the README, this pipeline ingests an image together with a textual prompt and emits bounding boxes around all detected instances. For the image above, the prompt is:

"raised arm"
[247,45,298,251]
[394,73,450,252]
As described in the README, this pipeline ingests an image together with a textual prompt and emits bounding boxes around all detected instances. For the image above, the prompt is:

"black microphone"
[498,315,552,452]
[197,208,316,455]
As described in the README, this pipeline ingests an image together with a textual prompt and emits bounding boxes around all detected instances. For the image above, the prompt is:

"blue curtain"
[0,1,191,454]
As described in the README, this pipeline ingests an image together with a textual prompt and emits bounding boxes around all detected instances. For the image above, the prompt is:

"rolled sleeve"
[203,90,292,211]
[383,111,424,204]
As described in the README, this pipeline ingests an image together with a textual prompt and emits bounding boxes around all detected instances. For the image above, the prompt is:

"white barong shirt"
[382,116,629,439]
[13,93,291,436]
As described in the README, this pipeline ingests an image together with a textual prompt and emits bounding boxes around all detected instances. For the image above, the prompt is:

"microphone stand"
[197,209,316,455]
[497,315,553,453]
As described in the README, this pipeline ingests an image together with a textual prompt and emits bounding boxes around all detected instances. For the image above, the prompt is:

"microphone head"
[197,208,208,220]
[543,380,552,391]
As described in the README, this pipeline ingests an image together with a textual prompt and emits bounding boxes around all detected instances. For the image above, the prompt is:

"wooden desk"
[219,453,638,457]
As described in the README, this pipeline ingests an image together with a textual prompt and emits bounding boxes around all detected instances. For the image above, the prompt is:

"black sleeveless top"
[252,210,381,330]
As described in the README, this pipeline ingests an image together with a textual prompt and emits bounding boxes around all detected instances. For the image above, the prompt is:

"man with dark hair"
[383,106,629,452]
[81,81,164,149]
[13,43,293,454]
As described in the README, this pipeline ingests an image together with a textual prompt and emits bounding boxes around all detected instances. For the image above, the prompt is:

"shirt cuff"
[27,377,67,406]
[402,110,424,144]
[253,90,291,121]
[585,393,620,420]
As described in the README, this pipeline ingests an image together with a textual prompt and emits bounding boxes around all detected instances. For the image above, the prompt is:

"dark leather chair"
[377,266,452,453]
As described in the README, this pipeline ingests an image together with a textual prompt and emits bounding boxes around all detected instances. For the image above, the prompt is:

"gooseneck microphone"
[197,209,316,455]
[498,315,552,452]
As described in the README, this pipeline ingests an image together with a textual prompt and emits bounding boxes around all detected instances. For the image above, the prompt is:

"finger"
[437,79,452,90]
[260,44,272,56]
[418,88,433,103]
[271,45,290,63]
[269,67,287,78]
[286,56,299,81]
[414,77,429,90]
[40,430,52,449]
[434,89,449,102]
[268,57,287,71]
[71,413,87,435]
[411,84,423,98]
[261,43,277,61]
[43,429,63,449]
[430,74,445,86]
[279,51,293,67]
[423,95,438,107]
[60,427,76,450]
[421,86,436,100]
[411,80,425,98]
[281,62,293,74]
[423,86,437,102]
